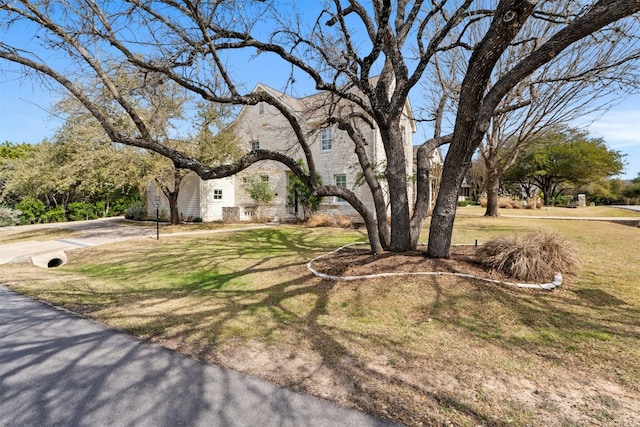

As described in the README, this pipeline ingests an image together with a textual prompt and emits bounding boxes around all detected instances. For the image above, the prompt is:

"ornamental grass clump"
[477,232,580,282]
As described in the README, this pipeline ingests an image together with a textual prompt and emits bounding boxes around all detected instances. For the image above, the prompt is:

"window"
[259,103,264,115]
[261,175,269,182]
[251,140,260,151]
[213,189,223,200]
[335,174,346,203]
[321,128,332,151]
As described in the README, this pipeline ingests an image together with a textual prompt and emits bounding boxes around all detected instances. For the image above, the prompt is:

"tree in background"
[149,101,242,225]
[287,161,323,221]
[622,173,640,204]
[423,1,640,217]
[1,137,147,221]
[504,127,625,206]
[2,1,640,256]
[0,142,34,205]
[582,178,627,205]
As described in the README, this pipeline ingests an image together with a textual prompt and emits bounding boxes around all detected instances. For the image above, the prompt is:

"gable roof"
[232,80,416,132]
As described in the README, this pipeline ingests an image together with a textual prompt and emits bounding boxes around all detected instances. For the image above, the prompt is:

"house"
[148,83,438,223]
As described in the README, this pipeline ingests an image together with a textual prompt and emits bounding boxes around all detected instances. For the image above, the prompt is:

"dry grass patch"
[477,232,580,282]
[305,214,358,228]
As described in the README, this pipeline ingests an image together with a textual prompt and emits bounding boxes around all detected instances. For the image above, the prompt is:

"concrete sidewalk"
[0,285,395,426]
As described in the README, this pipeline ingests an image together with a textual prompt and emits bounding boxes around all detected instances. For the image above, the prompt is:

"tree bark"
[484,172,501,217]
[411,136,451,248]
[427,142,476,258]
[168,191,180,225]
[381,122,412,252]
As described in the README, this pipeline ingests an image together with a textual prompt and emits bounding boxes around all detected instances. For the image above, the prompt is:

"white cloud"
[583,109,640,149]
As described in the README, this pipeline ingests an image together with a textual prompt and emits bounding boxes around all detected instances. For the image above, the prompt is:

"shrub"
[67,201,98,221]
[306,214,331,227]
[246,180,274,205]
[457,199,472,207]
[125,201,147,221]
[335,214,355,228]
[0,205,21,226]
[15,197,46,224]
[525,198,544,209]
[40,206,67,223]
[109,197,133,216]
[305,214,356,228]
[481,196,522,209]
[477,232,580,282]
[553,195,573,207]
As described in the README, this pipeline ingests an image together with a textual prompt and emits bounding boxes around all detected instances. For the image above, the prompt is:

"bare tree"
[477,22,640,216]
[1,0,639,257]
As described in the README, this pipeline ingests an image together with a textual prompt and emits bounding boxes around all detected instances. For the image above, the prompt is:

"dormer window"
[321,128,333,151]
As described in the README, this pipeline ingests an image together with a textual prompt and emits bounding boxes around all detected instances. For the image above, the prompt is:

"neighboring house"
[148,82,435,223]
[458,174,472,201]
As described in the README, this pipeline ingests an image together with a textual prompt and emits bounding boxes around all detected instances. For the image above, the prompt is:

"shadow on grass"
[426,279,640,357]
[15,226,640,425]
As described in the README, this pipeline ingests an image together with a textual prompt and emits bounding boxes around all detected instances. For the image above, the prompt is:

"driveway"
[614,205,640,213]
[0,285,394,427]
[0,217,156,264]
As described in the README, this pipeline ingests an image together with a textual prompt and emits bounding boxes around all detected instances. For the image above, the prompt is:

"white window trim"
[334,174,347,204]
[321,128,333,152]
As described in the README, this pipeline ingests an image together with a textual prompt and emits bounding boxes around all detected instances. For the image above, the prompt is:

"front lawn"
[1,218,639,426]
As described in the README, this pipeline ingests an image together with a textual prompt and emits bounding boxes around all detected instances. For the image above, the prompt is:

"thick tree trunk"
[410,138,449,248]
[427,150,471,258]
[383,126,412,252]
[410,147,431,248]
[428,0,537,258]
[484,172,500,217]
[168,191,180,225]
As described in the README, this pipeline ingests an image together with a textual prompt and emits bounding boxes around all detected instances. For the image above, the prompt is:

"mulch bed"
[311,244,517,283]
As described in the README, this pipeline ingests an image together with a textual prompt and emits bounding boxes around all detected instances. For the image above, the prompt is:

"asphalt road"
[0,286,395,427]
